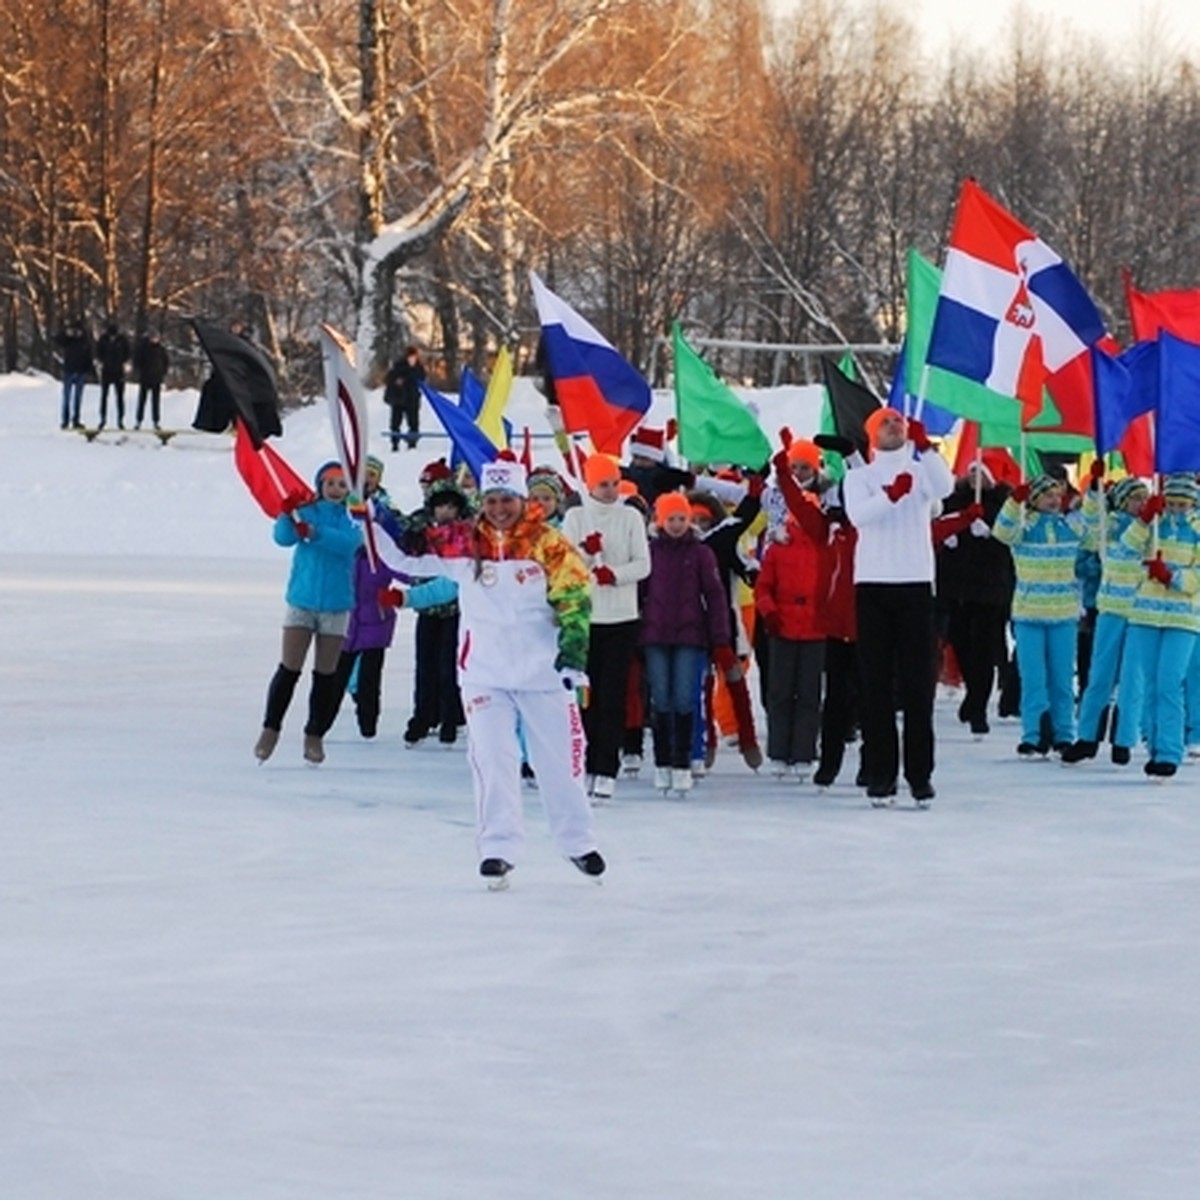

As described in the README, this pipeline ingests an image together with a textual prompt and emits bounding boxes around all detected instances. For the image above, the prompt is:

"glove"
[377,587,405,609]
[964,503,984,523]
[762,611,783,638]
[907,418,932,453]
[778,425,793,451]
[1088,459,1105,490]
[746,472,767,499]
[969,518,991,538]
[560,669,590,709]
[580,531,604,555]
[943,535,959,550]
[592,564,617,586]
[1140,494,1166,524]
[1146,552,1173,587]
[883,472,913,503]
[1011,481,1032,505]
[293,520,313,540]
[813,433,856,457]
[712,644,743,683]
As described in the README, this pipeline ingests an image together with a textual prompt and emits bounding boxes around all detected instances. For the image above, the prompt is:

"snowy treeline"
[2,0,1198,390]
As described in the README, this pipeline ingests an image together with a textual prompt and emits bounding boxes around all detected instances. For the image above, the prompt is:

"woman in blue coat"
[254,461,360,764]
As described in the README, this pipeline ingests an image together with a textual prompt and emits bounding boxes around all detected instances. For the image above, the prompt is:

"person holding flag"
[842,408,953,805]
[254,461,361,766]
[1110,474,1200,778]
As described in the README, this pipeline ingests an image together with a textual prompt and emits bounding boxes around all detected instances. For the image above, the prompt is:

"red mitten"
[1140,494,1166,524]
[907,418,932,453]
[592,565,617,586]
[293,520,312,540]
[1089,459,1105,490]
[746,472,767,499]
[1011,481,1032,505]
[713,645,737,673]
[762,611,783,637]
[883,472,913,503]
[1146,552,1173,587]
[580,531,603,555]
[964,502,985,522]
[778,425,793,450]
[377,587,405,608]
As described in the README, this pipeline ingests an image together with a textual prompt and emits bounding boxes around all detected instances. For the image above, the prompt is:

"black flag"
[192,320,283,447]
[821,357,881,459]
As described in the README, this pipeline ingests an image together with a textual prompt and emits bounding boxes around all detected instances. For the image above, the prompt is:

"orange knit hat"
[583,453,621,491]
[863,407,904,450]
[654,491,692,523]
[786,438,822,469]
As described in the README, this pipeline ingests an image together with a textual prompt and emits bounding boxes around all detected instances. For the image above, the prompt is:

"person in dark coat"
[934,463,1015,737]
[384,346,425,451]
[133,332,170,430]
[54,318,93,429]
[96,321,131,429]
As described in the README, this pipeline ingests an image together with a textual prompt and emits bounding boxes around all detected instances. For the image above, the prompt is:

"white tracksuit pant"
[465,682,596,864]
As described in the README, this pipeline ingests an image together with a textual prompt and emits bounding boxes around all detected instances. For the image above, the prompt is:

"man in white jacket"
[842,408,954,806]
[562,453,652,800]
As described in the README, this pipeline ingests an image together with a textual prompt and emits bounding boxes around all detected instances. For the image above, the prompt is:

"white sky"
[770,0,1200,56]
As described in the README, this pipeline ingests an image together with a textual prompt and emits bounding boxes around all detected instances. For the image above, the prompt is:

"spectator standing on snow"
[842,408,953,805]
[133,332,170,430]
[55,317,93,429]
[96,321,131,429]
[384,346,425,451]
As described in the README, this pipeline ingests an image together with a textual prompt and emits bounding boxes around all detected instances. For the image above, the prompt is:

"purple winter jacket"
[639,530,732,648]
[343,550,405,652]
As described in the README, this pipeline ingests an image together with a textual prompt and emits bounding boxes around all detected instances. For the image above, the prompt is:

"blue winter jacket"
[273,500,360,613]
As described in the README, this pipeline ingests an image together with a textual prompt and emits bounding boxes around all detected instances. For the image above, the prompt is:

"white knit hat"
[478,460,528,498]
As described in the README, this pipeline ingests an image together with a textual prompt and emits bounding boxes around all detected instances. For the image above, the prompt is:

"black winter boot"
[305,670,342,738]
[671,712,695,770]
[651,712,673,768]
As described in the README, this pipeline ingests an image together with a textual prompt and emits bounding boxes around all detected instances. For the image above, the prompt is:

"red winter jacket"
[755,519,828,642]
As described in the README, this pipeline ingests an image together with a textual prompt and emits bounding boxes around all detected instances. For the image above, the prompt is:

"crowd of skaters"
[247,403,1200,886]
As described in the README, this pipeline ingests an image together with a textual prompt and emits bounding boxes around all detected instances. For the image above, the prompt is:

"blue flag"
[422,381,499,483]
[1157,331,1200,474]
[1091,341,1158,458]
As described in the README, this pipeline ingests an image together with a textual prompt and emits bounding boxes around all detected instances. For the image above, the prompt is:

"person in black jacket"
[133,332,170,429]
[54,318,93,429]
[934,463,1015,737]
[384,346,425,451]
[96,322,132,428]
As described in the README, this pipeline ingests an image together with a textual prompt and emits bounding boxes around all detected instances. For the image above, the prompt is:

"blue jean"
[1013,619,1076,745]
[1119,624,1197,765]
[61,372,85,426]
[644,644,705,716]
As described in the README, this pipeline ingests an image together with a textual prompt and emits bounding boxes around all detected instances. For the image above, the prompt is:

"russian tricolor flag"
[926,180,1106,436]
[530,271,651,455]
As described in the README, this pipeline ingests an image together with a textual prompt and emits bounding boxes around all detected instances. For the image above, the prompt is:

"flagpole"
[910,364,930,422]
[1098,454,1108,563]
[1152,471,1161,559]
[974,446,983,505]
[1019,426,1028,515]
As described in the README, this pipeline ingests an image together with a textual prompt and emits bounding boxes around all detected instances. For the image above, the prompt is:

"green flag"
[906,248,1025,428]
[673,324,772,469]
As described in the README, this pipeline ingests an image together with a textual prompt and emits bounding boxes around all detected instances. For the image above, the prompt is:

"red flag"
[233,419,313,517]
[952,419,980,476]
[1124,269,1200,343]
[519,426,533,473]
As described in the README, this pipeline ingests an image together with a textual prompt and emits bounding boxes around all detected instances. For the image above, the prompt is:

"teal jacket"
[273,499,360,613]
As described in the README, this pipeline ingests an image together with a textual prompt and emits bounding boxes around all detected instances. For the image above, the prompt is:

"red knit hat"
[629,425,667,462]
[419,458,453,486]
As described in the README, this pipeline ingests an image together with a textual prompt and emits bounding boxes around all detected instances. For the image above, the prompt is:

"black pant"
[99,376,125,426]
[412,612,462,734]
[389,398,420,449]
[764,635,825,764]
[583,620,639,779]
[856,583,937,790]
[327,646,387,736]
[136,382,162,427]
[817,637,859,782]
[944,599,1009,724]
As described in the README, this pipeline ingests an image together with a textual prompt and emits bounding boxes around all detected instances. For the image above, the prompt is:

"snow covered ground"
[3,371,1199,1198]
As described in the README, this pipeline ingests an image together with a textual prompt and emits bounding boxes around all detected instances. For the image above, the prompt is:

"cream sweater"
[561,497,651,625]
